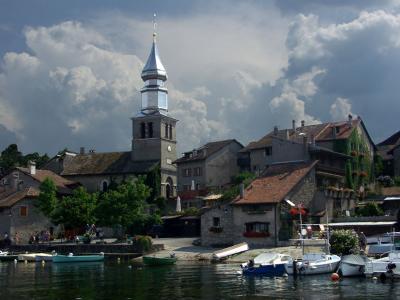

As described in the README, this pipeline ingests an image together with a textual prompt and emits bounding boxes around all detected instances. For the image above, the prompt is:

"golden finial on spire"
[153,13,157,41]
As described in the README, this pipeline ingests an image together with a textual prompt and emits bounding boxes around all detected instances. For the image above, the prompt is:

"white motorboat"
[339,254,370,277]
[0,251,8,256]
[18,253,53,262]
[285,253,341,275]
[365,252,400,279]
[212,242,249,261]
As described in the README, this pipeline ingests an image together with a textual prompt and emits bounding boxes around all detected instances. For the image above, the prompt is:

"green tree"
[96,177,156,234]
[221,172,256,201]
[330,230,360,255]
[0,144,22,173]
[36,178,57,217]
[52,187,98,229]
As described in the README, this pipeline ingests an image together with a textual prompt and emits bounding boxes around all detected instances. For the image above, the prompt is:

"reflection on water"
[0,261,399,299]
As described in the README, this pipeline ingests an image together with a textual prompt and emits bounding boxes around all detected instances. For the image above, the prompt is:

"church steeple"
[140,14,168,114]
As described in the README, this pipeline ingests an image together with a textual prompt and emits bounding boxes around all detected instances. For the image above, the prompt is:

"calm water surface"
[0,261,399,299]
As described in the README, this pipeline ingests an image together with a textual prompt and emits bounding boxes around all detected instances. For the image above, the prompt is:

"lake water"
[0,261,399,299]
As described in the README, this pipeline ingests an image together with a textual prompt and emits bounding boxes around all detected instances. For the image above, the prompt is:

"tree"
[96,176,157,234]
[0,144,22,173]
[330,230,360,255]
[36,178,57,217]
[52,187,98,229]
[357,202,384,217]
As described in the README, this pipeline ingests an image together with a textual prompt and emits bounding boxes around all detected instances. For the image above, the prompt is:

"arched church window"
[165,123,169,138]
[140,122,146,138]
[148,122,153,138]
[101,180,109,192]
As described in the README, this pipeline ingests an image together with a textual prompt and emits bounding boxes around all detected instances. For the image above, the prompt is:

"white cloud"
[330,97,353,120]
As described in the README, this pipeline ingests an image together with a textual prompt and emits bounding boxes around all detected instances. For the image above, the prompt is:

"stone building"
[44,30,178,199]
[376,130,400,176]
[389,144,400,177]
[0,162,77,243]
[201,161,323,247]
[174,139,243,208]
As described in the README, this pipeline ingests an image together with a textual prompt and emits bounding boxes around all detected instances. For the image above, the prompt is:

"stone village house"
[174,139,243,209]
[0,162,77,243]
[376,130,400,177]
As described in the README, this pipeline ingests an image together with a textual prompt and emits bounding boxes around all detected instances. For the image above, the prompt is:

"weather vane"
[153,13,157,41]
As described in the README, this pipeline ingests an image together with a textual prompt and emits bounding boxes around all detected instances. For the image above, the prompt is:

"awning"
[202,194,223,201]
[328,221,397,227]
[384,197,400,201]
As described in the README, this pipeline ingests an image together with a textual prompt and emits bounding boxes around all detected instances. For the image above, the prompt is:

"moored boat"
[212,242,249,261]
[18,253,53,262]
[142,255,177,266]
[0,251,17,262]
[285,253,341,275]
[365,252,400,279]
[339,254,370,277]
[241,253,291,276]
[52,253,104,263]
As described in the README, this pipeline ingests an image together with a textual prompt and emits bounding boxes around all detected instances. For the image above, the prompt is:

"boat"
[142,255,177,266]
[365,252,400,279]
[18,253,53,262]
[0,251,17,262]
[52,253,104,263]
[241,253,292,276]
[339,254,370,277]
[212,242,249,261]
[285,253,341,275]
[35,254,54,262]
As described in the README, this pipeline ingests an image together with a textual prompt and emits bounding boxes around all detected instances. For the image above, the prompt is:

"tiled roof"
[175,139,242,163]
[0,187,39,208]
[378,131,400,146]
[240,119,365,152]
[17,167,76,190]
[59,152,158,176]
[233,161,318,205]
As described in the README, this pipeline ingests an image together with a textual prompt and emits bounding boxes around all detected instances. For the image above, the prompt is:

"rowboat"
[285,253,341,275]
[241,253,292,276]
[142,255,177,266]
[339,254,370,277]
[212,242,249,261]
[53,253,104,263]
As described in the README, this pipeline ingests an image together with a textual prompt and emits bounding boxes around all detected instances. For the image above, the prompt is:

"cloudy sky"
[0,0,400,156]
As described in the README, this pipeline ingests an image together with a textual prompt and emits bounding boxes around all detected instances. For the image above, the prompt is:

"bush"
[356,202,384,217]
[395,176,400,187]
[135,235,153,252]
[329,230,359,255]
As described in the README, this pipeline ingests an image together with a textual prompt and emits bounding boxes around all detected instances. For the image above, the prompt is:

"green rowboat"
[53,253,104,263]
[142,256,177,266]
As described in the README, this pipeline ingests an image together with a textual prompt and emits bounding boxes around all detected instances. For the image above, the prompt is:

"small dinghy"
[142,254,177,266]
[339,254,370,277]
[241,253,291,276]
[285,253,341,275]
[53,253,104,263]
[18,253,53,262]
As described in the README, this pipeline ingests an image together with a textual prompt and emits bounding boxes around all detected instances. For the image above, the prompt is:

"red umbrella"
[289,207,307,216]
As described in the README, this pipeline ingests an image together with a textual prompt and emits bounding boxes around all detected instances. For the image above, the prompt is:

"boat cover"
[341,255,368,266]
[253,253,279,265]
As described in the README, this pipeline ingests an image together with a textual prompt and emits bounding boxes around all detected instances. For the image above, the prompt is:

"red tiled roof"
[382,187,400,197]
[0,187,39,208]
[233,161,318,205]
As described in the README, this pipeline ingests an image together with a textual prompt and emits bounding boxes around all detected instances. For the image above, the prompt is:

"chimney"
[292,120,296,132]
[348,114,353,127]
[11,172,19,190]
[274,126,278,136]
[301,120,305,127]
[28,161,36,175]
[239,183,244,199]
[332,126,336,138]
[285,129,290,140]
[80,147,85,155]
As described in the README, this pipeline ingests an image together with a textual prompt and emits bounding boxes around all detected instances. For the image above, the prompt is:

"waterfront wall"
[6,243,164,255]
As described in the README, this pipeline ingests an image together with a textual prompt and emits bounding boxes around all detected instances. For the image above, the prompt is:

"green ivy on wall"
[333,130,373,190]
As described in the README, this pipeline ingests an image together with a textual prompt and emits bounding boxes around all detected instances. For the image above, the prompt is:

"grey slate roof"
[58,152,158,176]
[141,40,167,81]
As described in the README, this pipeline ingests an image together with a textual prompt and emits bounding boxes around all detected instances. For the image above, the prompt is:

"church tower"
[131,20,177,199]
